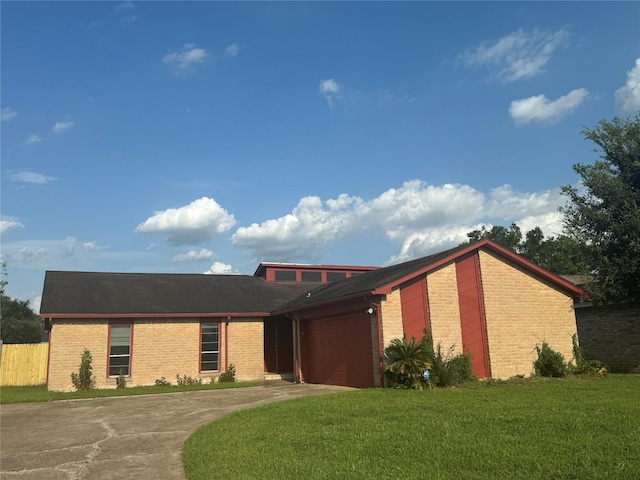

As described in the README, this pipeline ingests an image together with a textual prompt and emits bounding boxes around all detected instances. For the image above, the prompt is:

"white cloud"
[225,43,239,57]
[135,197,236,246]
[615,58,640,115]
[12,246,48,263]
[9,170,57,184]
[163,44,209,75]
[319,78,342,107]
[172,248,215,263]
[83,241,110,251]
[204,262,238,275]
[32,296,42,315]
[25,134,43,144]
[232,180,566,264]
[1,107,17,122]
[1,220,25,234]
[52,120,75,133]
[509,88,589,125]
[119,15,137,26]
[114,1,134,12]
[461,28,569,82]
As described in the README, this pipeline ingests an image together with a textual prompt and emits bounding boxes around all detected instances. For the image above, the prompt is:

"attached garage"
[302,313,375,388]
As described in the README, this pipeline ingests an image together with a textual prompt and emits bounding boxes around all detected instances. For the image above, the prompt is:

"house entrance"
[264,317,293,374]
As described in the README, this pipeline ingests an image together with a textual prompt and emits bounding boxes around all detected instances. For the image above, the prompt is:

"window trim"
[199,321,221,373]
[107,320,133,378]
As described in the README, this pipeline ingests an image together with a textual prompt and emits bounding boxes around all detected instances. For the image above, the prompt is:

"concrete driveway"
[0,382,352,480]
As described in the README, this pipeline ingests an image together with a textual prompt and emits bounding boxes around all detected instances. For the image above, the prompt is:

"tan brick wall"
[227,318,264,382]
[130,318,201,387]
[48,320,109,392]
[427,264,463,354]
[48,317,265,391]
[380,288,405,349]
[378,288,405,387]
[479,250,577,379]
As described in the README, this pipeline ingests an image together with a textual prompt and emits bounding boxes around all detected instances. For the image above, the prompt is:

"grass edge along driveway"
[183,375,640,480]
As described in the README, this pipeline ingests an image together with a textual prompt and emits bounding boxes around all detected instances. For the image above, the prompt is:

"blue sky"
[2,1,639,311]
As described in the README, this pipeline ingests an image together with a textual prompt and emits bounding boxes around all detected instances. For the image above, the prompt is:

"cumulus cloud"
[319,78,342,107]
[11,246,47,263]
[25,134,43,144]
[52,120,75,133]
[1,107,17,122]
[115,0,136,24]
[204,262,238,275]
[163,44,209,75]
[615,58,640,115]
[225,43,239,57]
[9,170,57,184]
[460,28,569,83]
[232,180,567,263]
[172,248,215,263]
[114,0,134,12]
[1,220,24,234]
[509,88,589,125]
[135,197,236,246]
[83,241,110,251]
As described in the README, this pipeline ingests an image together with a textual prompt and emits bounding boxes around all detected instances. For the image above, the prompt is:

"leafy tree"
[0,262,45,344]
[561,116,640,305]
[466,223,522,252]
[463,224,588,275]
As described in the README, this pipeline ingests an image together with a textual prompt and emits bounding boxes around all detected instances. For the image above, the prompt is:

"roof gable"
[278,239,586,312]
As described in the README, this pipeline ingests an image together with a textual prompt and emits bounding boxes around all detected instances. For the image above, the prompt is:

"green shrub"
[116,370,127,389]
[384,330,475,389]
[70,349,96,391]
[176,374,202,386]
[155,377,170,386]
[384,335,432,389]
[570,334,608,376]
[426,332,475,387]
[534,342,567,377]
[218,364,236,383]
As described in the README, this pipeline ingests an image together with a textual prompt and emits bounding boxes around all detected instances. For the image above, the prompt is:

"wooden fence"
[0,343,49,386]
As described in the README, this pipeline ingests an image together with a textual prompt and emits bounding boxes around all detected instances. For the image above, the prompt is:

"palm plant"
[384,335,432,389]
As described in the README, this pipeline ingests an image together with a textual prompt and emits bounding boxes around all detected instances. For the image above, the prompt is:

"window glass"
[109,324,131,376]
[201,323,219,372]
[326,272,347,282]
[301,271,322,282]
[274,270,297,281]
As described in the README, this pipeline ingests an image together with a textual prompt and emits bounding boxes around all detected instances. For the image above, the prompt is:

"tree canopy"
[561,115,640,305]
[464,223,588,276]
[0,262,45,344]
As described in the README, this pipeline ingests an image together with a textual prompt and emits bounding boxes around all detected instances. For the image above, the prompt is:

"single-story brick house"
[40,239,585,391]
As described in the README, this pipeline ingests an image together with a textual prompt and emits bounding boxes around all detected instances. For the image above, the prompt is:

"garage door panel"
[305,314,374,388]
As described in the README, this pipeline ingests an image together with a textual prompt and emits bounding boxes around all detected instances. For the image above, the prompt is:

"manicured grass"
[183,375,640,480]
[0,381,260,404]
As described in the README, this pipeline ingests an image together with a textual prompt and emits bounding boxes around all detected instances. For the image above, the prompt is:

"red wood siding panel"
[456,254,491,378]
[304,314,374,388]
[400,276,429,342]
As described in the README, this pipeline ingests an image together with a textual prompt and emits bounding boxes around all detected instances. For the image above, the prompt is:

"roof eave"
[41,312,270,319]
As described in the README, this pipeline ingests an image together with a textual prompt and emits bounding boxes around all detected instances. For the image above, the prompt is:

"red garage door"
[304,314,375,388]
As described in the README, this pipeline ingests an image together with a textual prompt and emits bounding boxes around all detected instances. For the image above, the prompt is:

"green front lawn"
[0,381,260,404]
[183,375,640,480]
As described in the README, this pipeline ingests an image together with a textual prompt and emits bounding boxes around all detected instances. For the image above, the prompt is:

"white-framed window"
[200,322,220,372]
[108,322,132,377]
